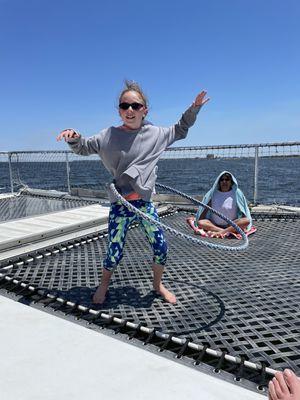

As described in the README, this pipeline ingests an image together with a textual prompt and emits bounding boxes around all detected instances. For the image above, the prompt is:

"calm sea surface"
[0,157,299,205]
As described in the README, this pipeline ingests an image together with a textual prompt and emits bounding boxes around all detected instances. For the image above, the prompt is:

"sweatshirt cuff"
[66,136,80,143]
[65,129,81,143]
[189,104,202,113]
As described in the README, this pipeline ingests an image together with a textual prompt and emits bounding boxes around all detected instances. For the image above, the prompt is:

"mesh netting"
[157,144,300,205]
[4,210,300,374]
[1,143,300,205]
[0,193,96,222]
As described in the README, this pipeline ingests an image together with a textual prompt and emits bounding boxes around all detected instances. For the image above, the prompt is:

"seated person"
[192,171,253,238]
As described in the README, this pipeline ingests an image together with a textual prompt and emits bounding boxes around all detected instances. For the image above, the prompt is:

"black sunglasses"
[220,177,231,182]
[119,102,144,111]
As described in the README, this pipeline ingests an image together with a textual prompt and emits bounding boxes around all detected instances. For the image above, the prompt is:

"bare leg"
[198,219,223,233]
[212,217,250,238]
[152,264,176,304]
[92,268,113,304]
[199,217,250,238]
[221,217,249,234]
[268,369,300,400]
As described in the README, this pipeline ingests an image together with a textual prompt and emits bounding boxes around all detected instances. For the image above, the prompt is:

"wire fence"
[0,142,299,205]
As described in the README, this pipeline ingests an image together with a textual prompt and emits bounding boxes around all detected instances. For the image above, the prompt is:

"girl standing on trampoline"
[57,81,209,304]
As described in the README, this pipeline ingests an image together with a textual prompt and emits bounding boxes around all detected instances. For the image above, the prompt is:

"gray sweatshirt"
[67,104,201,202]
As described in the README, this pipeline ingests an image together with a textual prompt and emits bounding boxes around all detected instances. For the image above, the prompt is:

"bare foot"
[209,230,226,238]
[155,283,177,304]
[92,286,107,304]
[194,228,208,237]
[268,369,300,400]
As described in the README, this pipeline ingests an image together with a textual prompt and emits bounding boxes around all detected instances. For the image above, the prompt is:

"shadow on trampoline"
[25,279,226,336]
[91,286,160,309]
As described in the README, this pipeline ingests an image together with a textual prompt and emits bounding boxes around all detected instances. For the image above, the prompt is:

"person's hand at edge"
[56,129,80,142]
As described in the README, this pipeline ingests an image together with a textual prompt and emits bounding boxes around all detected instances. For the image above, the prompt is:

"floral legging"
[103,200,168,271]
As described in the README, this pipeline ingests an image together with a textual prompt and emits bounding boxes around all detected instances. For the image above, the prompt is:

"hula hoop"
[110,182,248,251]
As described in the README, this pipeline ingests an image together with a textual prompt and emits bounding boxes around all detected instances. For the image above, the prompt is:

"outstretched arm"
[171,90,210,143]
[56,128,101,156]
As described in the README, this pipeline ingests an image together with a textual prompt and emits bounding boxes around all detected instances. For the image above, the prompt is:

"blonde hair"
[119,80,148,107]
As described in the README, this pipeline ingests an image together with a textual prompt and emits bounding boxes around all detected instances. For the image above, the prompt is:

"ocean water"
[0,156,299,205]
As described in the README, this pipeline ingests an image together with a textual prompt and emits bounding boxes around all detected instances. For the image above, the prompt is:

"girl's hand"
[193,90,210,107]
[56,129,80,141]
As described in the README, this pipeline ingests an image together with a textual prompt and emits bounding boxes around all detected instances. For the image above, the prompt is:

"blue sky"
[1,0,299,150]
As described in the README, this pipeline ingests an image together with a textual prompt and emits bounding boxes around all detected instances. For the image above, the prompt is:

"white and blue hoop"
[110,182,249,252]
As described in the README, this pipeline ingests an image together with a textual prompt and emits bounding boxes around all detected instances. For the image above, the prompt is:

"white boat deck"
[0,201,171,262]
[0,295,265,400]
[0,204,110,260]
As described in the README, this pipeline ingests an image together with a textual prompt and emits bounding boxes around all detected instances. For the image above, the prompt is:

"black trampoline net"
[1,210,300,377]
[0,194,95,222]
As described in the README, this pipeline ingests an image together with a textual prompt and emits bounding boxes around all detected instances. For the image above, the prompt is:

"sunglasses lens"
[220,176,231,182]
[119,103,129,110]
[132,103,144,110]
[119,102,144,110]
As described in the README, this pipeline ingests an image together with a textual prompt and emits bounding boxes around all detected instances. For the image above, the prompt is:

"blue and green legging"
[103,200,168,271]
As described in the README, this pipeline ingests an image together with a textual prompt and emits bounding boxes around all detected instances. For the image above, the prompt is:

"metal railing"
[1,141,299,205]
